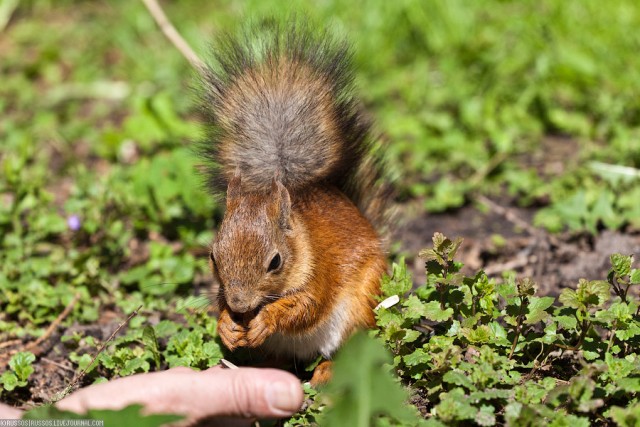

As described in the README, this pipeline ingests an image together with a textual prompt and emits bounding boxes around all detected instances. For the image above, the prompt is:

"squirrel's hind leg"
[309,360,333,387]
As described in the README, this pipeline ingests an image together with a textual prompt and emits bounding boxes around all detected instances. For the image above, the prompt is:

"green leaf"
[443,370,475,390]
[555,315,578,330]
[422,301,454,322]
[403,349,430,367]
[578,279,610,308]
[559,288,582,311]
[609,403,640,427]
[560,280,610,311]
[419,233,464,265]
[630,269,640,284]
[462,325,492,344]
[516,278,536,297]
[142,326,161,369]
[202,341,223,366]
[434,388,477,422]
[9,351,35,382]
[610,254,632,277]
[403,329,422,344]
[402,295,428,320]
[475,405,496,426]
[380,260,413,298]
[23,404,183,426]
[321,332,419,426]
[120,358,150,376]
[1,372,19,391]
[524,297,554,324]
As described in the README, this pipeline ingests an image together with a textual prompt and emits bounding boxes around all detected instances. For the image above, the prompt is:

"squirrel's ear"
[271,178,291,230]
[227,171,242,202]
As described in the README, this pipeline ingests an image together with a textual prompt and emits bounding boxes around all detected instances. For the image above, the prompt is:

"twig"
[26,293,81,353]
[51,305,143,403]
[140,0,206,71]
[41,357,76,373]
[0,339,21,350]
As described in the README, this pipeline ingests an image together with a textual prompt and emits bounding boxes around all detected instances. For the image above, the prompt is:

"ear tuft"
[271,178,292,230]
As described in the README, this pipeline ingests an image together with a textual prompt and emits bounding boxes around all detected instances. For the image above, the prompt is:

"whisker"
[176,295,213,314]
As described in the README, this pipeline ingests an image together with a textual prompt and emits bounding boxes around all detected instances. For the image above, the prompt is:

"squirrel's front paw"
[217,309,247,351]
[245,310,276,347]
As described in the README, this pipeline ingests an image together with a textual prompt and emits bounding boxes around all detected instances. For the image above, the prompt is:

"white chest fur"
[262,299,351,360]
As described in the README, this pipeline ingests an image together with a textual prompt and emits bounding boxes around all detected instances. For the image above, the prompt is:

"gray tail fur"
[197,20,391,230]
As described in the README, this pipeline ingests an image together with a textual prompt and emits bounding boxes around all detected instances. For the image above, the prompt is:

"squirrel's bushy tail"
[198,21,390,229]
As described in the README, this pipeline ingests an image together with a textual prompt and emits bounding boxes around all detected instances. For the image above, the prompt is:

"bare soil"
[395,203,640,296]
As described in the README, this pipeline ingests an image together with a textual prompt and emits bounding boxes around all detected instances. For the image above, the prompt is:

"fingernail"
[266,381,301,414]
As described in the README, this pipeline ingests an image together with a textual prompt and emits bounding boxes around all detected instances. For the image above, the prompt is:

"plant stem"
[606,323,617,354]
[509,296,527,359]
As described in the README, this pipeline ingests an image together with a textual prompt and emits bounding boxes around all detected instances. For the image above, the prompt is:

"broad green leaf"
[443,370,475,390]
[23,404,183,426]
[434,388,477,422]
[559,288,582,310]
[609,403,640,427]
[403,349,430,367]
[321,332,419,426]
[403,295,428,320]
[524,297,554,324]
[555,315,578,330]
[422,301,454,322]
[577,279,610,308]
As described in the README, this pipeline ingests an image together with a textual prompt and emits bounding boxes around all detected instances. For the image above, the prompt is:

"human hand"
[1,366,304,426]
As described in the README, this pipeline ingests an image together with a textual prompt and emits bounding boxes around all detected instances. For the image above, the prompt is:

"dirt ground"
[396,201,640,296]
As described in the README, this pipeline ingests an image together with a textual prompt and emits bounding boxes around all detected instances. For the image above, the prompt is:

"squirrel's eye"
[267,253,282,272]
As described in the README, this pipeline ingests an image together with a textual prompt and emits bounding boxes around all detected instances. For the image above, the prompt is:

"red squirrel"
[198,23,389,385]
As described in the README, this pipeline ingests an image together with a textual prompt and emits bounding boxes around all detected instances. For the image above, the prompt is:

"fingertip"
[226,368,304,418]
[265,379,304,415]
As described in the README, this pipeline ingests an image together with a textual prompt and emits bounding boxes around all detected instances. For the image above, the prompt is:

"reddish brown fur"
[213,184,386,372]
[202,25,390,385]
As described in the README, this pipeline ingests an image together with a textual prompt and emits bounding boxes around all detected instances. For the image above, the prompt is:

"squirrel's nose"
[227,294,253,314]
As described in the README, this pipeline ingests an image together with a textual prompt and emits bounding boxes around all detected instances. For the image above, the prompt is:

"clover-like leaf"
[9,352,36,382]
[1,372,19,391]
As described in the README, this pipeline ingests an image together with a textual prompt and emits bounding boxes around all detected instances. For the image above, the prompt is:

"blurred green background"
[1,0,640,360]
